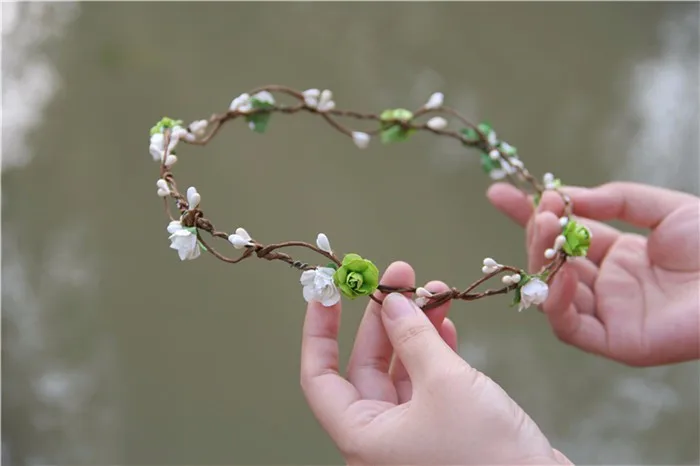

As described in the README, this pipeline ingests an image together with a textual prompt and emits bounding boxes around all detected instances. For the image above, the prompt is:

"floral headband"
[149,85,591,312]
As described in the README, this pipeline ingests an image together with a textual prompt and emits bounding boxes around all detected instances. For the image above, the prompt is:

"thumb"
[381,293,460,381]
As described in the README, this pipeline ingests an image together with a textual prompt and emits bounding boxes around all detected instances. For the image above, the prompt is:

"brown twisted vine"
[151,85,591,312]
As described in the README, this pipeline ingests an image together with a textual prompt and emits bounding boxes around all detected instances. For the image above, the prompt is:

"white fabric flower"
[518,278,549,311]
[230,93,252,113]
[316,233,332,253]
[426,117,447,130]
[300,267,341,307]
[228,227,253,249]
[351,131,370,149]
[167,221,201,261]
[156,179,171,197]
[424,92,444,110]
[186,187,201,210]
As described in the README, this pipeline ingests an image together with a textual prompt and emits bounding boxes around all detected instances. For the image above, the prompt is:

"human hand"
[488,181,700,366]
[300,261,571,465]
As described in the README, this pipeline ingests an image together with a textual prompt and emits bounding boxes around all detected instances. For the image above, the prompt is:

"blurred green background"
[2,2,698,465]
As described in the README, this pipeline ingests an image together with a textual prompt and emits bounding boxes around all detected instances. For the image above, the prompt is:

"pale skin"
[300,182,698,464]
[487,181,700,366]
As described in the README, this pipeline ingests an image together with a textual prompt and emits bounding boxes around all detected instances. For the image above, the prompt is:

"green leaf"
[460,127,480,143]
[533,193,542,207]
[477,122,493,134]
[381,125,412,144]
[198,242,207,252]
[326,262,338,270]
[245,98,275,133]
[479,152,499,174]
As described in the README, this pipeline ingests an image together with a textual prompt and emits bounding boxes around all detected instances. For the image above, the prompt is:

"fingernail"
[383,293,416,321]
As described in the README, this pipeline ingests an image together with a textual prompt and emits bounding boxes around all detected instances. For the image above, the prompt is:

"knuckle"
[396,323,433,348]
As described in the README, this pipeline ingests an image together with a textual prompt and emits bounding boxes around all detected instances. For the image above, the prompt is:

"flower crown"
[150,85,592,312]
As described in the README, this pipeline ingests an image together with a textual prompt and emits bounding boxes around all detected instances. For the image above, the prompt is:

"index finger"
[300,300,359,438]
[562,182,698,229]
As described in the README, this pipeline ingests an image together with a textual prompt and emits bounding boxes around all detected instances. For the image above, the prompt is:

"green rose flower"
[562,220,592,257]
[333,253,380,299]
[379,109,415,143]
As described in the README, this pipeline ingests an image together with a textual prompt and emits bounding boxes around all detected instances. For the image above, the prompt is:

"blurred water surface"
[2,2,699,465]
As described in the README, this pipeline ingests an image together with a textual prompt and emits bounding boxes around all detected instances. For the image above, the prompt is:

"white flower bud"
[483,258,498,268]
[511,274,521,283]
[426,117,448,130]
[544,248,556,259]
[253,91,275,105]
[416,287,433,298]
[186,187,201,210]
[318,89,335,112]
[164,154,178,167]
[228,227,253,249]
[316,233,332,253]
[424,92,444,110]
[229,93,252,113]
[487,131,498,146]
[554,235,567,251]
[510,158,524,169]
[502,275,513,285]
[489,150,500,160]
[543,172,554,184]
[352,131,370,149]
[156,179,170,197]
[482,265,491,274]
[302,88,320,108]
[559,216,569,227]
[188,119,208,137]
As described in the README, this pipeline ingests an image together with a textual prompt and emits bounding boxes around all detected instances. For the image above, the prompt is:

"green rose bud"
[150,117,183,136]
[333,253,380,299]
[379,109,415,143]
[562,220,592,257]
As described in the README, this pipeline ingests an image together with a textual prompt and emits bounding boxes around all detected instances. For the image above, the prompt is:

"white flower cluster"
[501,273,522,286]
[544,233,568,260]
[299,233,341,307]
[543,172,559,190]
[229,91,275,114]
[487,140,525,181]
[302,89,335,112]
[149,120,208,167]
[481,257,502,274]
